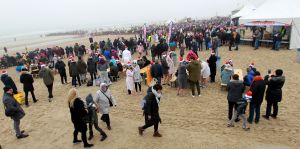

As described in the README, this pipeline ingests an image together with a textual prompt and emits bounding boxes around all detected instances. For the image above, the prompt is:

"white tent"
[231,2,256,19]
[240,0,300,49]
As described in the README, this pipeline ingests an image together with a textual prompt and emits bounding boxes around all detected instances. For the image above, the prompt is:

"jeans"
[46,83,53,98]
[13,119,21,136]
[275,41,281,50]
[24,90,37,105]
[189,80,200,96]
[59,72,67,84]
[255,39,260,49]
[248,103,261,123]
[154,77,162,85]
[228,110,247,128]
[228,101,238,120]
[266,100,278,118]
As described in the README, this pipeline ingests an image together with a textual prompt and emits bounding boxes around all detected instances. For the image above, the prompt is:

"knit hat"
[211,50,215,55]
[179,57,184,62]
[245,91,252,99]
[249,62,255,68]
[2,70,7,75]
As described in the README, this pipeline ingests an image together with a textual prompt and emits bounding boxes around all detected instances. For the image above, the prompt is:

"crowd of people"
[1,17,287,148]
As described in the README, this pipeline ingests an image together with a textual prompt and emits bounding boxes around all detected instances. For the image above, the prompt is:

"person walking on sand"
[55,57,67,84]
[263,69,285,120]
[39,64,54,102]
[138,84,163,137]
[20,67,37,107]
[67,88,93,148]
[187,56,201,97]
[95,83,117,130]
[85,94,107,141]
[3,86,29,139]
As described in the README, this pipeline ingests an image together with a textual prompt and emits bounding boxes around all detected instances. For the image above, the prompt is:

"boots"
[84,143,94,148]
[138,127,144,136]
[100,133,107,141]
[88,131,93,140]
[153,131,162,137]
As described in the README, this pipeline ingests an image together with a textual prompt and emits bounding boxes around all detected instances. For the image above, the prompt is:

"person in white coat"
[126,63,135,95]
[122,47,131,64]
[94,83,116,130]
[166,53,175,85]
[200,60,210,87]
[132,60,142,94]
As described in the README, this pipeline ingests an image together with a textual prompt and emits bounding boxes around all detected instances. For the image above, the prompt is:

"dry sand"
[0,38,299,149]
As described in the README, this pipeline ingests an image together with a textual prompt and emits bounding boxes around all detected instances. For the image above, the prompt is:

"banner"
[143,24,147,47]
[167,21,173,44]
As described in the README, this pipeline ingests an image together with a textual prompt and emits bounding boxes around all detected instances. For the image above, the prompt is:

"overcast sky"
[0,0,265,36]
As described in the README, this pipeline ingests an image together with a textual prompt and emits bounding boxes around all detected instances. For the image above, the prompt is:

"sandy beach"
[0,38,299,149]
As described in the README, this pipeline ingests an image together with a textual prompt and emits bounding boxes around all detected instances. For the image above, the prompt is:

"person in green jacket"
[39,64,54,102]
[187,56,201,97]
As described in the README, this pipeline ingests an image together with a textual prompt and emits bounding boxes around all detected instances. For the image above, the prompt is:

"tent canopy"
[240,0,300,49]
[231,2,256,19]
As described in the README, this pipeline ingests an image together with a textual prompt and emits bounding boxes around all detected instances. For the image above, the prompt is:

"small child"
[227,91,252,131]
[85,94,107,141]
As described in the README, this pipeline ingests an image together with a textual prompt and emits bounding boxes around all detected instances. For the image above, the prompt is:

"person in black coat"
[1,71,18,94]
[69,60,81,87]
[87,57,97,81]
[227,74,245,120]
[247,71,266,124]
[207,52,217,83]
[138,84,163,137]
[150,60,163,85]
[68,88,93,148]
[20,68,37,106]
[263,69,285,120]
[55,58,67,84]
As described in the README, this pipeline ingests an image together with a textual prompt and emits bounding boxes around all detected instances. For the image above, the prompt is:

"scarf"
[151,87,161,105]
[250,76,264,88]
